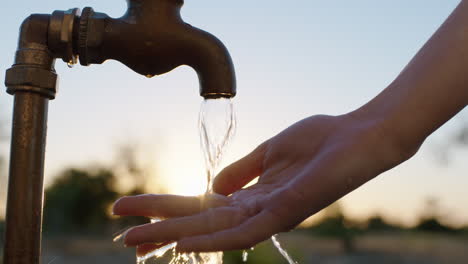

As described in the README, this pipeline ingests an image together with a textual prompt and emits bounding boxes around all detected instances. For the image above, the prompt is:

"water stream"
[132,98,297,264]
[271,235,298,264]
[198,98,236,194]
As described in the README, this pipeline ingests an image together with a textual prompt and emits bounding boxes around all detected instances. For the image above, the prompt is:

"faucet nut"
[48,8,80,64]
[5,66,58,99]
[77,7,109,66]
[78,7,93,66]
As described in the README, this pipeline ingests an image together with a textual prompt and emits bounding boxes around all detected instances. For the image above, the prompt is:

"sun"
[155,157,208,196]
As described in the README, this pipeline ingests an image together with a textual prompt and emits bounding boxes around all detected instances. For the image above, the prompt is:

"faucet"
[3,0,236,263]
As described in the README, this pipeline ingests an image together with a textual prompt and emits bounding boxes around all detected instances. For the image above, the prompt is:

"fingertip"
[212,167,253,196]
[212,162,252,196]
[124,225,148,247]
[112,196,130,215]
[213,143,267,195]
[212,173,232,196]
[123,228,138,247]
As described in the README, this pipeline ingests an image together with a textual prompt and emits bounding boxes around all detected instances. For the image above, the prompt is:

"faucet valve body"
[73,0,237,98]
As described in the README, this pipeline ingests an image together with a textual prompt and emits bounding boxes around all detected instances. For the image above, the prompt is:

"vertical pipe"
[3,92,49,264]
[3,14,55,264]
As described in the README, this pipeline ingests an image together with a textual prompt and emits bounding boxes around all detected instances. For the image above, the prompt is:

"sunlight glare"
[159,157,207,196]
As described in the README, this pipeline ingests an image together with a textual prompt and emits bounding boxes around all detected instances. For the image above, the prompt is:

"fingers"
[213,142,268,196]
[124,206,249,247]
[176,209,281,252]
[113,193,230,218]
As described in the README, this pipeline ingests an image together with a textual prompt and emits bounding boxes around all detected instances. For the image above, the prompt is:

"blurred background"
[1,0,468,263]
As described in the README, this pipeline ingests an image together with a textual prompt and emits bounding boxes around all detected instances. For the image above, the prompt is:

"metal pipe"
[3,93,49,264]
[3,14,57,264]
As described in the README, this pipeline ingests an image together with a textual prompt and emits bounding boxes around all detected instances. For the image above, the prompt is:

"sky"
[0,0,467,226]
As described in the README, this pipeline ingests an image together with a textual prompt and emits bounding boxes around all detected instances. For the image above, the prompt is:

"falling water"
[242,250,249,262]
[198,98,236,193]
[271,235,298,264]
[188,98,237,264]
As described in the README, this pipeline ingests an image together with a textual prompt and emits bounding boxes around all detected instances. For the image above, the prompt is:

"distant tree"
[113,143,166,195]
[366,215,399,232]
[415,218,455,233]
[42,142,164,236]
[43,168,119,234]
[414,198,456,234]
[110,143,167,232]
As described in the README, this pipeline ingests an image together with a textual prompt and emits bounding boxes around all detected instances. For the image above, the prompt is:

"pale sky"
[1,0,467,226]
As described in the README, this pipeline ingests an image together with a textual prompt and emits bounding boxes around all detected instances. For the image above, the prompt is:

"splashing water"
[271,235,298,264]
[241,248,254,263]
[134,220,224,264]
[135,219,177,264]
[242,251,248,262]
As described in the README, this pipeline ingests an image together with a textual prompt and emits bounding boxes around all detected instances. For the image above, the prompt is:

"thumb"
[213,142,268,196]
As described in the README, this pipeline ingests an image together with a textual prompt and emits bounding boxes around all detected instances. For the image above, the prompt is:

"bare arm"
[359,0,468,156]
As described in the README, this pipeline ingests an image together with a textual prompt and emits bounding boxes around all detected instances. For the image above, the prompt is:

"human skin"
[113,0,468,253]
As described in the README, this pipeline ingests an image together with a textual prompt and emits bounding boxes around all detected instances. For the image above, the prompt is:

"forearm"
[358,0,468,158]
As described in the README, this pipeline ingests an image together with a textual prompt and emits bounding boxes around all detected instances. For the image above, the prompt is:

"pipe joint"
[5,15,59,99]
[5,64,58,99]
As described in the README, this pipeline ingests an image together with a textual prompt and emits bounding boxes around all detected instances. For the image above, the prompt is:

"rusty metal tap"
[78,0,236,98]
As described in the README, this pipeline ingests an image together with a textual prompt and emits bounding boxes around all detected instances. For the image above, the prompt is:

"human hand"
[113,112,415,253]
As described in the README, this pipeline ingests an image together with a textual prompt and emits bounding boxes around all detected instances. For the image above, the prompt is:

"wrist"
[347,103,422,169]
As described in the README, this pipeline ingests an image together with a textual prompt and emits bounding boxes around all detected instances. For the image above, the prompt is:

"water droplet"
[242,250,248,262]
[145,74,154,78]
[67,61,74,68]
[271,235,298,264]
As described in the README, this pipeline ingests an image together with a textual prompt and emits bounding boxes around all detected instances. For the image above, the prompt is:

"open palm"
[113,113,410,253]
